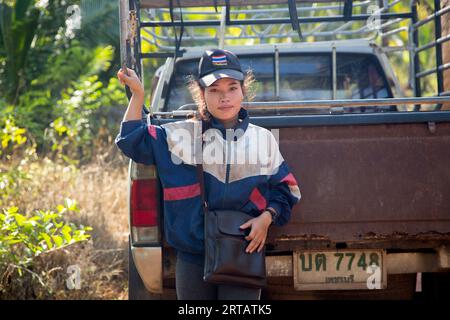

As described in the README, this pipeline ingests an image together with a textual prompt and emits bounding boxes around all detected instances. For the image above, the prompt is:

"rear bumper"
[132,245,450,294]
[131,246,163,293]
[267,246,450,277]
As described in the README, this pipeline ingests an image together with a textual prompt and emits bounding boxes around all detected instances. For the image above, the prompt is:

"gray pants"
[176,257,261,300]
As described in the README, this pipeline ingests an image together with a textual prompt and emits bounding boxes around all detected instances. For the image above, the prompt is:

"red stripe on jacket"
[148,125,157,139]
[164,183,201,201]
[249,187,267,211]
[281,173,298,186]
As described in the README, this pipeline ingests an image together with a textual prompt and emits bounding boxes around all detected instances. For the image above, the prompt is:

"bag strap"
[196,163,208,211]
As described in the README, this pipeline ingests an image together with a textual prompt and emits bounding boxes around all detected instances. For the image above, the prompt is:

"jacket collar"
[202,108,249,139]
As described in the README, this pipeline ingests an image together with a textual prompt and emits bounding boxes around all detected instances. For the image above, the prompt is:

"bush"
[1,116,28,158]
[46,73,126,163]
[1,43,127,163]
[0,200,92,297]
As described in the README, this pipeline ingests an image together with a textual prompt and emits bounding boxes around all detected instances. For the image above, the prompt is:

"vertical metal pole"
[119,0,132,100]
[133,0,142,81]
[434,0,444,96]
[128,0,148,115]
[411,0,421,111]
[219,7,227,49]
[379,0,388,48]
[332,42,337,100]
[119,0,129,65]
[408,24,415,97]
[275,45,280,100]
[133,0,149,114]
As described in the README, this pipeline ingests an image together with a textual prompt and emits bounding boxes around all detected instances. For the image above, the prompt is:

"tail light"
[129,162,160,245]
[131,179,157,226]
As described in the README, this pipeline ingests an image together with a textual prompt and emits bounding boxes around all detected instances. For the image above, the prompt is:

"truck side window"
[164,53,394,113]
[239,56,274,102]
[336,54,391,100]
[278,55,331,101]
[165,60,198,111]
[336,54,394,112]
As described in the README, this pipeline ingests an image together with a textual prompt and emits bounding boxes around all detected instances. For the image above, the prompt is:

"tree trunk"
[442,0,450,109]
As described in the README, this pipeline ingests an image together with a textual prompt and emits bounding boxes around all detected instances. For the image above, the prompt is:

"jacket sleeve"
[115,120,158,165]
[267,161,301,226]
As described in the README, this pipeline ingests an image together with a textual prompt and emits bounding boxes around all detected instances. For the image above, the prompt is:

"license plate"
[293,250,387,290]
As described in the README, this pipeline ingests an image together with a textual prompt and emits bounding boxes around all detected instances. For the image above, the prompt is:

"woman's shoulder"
[160,118,201,132]
[246,123,275,137]
[160,119,202,146]
[159,119,201,165]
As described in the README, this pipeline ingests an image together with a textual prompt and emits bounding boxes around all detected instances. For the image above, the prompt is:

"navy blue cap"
[198,49,244,87]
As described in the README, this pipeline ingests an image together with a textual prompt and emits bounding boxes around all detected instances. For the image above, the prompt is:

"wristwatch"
[265,207,278,224]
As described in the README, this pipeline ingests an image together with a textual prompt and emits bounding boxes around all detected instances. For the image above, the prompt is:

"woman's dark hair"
[187,70,256,121]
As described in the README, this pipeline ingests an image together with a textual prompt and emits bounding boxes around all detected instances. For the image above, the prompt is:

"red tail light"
[130,179,158,226]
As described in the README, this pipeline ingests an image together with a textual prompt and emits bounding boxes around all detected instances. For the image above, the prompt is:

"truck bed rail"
[150,96,450,118]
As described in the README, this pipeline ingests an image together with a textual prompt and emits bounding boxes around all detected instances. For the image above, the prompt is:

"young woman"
[116,49,301,300]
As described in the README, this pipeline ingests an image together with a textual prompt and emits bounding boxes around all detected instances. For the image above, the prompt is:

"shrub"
[1,116,28,158]
[0,200,92,296]
[46,74,126,163]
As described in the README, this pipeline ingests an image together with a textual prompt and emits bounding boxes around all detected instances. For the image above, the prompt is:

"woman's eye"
[230,87,237,91]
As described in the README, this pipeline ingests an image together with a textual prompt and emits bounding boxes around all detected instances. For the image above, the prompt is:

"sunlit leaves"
[0,200,92,272]
[1,117,27,155]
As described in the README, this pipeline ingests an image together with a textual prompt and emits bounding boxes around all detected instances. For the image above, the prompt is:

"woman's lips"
[218,105,234,110]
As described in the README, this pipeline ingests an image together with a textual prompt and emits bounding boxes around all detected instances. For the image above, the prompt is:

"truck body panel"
[268,121,450,248]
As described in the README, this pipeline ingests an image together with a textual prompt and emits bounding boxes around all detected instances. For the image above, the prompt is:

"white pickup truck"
[119,0,450,299]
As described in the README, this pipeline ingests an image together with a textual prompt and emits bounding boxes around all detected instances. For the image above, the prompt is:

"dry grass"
[1,146,132,300]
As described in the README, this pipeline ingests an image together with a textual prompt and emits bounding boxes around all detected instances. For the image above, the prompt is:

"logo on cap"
[212,54,227,66]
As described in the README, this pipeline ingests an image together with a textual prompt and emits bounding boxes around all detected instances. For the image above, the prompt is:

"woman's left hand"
[239,211,272,254]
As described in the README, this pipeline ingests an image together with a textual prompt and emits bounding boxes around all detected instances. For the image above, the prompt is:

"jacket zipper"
[221,141,231,209]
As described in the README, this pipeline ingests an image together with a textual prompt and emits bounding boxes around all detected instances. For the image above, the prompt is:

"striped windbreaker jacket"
[116,108,301,265]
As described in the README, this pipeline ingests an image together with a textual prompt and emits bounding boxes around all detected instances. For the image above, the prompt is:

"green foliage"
[9,90,53,148]
[9,42,125,156]
[0,200,92,290]
[46,71,127,162]
[1,116,27,156]
[0,0,80,104]
[31,42,113,93]
[0,164,31,208]
[78,0,120,49]
[0,0,40,103]
[0,116,34,208]
[0,0,126,162]
[0,41,126,161]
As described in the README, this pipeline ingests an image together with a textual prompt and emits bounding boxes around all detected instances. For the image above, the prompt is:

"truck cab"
[152,40,401,114]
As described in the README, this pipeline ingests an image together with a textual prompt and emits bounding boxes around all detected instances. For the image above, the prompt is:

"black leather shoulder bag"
[196,163,267,289]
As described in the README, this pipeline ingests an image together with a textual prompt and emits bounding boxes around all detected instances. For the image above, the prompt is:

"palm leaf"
[0,0,39,103]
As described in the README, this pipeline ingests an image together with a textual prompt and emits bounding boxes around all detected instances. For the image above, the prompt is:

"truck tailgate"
[267,121,450,250]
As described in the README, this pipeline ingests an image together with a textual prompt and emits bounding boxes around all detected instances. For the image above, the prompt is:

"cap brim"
[199,69,244,87]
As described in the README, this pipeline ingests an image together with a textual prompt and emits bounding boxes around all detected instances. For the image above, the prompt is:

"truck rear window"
[164,53,393,112]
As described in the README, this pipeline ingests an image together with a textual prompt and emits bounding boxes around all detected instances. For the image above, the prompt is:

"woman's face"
[202,78,244,123]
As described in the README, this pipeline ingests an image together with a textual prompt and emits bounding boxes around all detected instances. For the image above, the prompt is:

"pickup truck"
[120,0,450,299]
